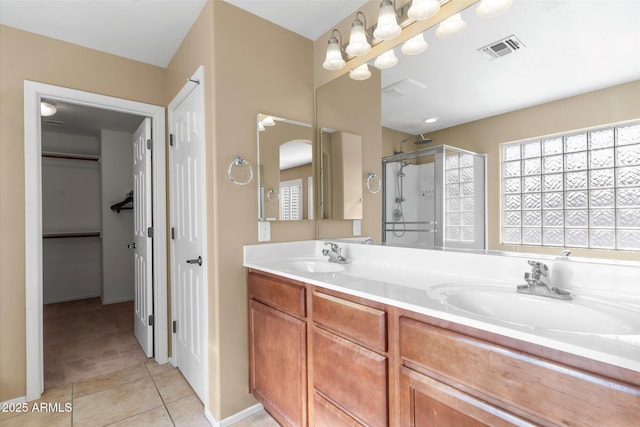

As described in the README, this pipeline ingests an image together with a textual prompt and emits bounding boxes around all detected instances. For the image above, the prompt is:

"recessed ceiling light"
[424,117,439,124]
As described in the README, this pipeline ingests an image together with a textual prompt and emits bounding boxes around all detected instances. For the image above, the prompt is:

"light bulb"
[401,33,428,55]
[346,16,371,56]
[436,13,466,38]
[349,64,371,81]
[408,0,440,21]
[373,0,401,41]
[477,0,512,17]
[374,49,398,69]
[40,101,57,117]
[323,35,345,70]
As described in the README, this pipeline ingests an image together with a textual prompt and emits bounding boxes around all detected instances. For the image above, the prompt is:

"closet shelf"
[43,231,101,239]
[42,151,100,162]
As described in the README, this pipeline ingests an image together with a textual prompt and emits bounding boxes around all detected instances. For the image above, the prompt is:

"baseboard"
[43,293,101,305]
[204,403,264,427]
[100,296,134,305]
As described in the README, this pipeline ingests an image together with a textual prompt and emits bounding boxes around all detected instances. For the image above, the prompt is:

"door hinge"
[169,134,174,146]
[172,320,177,333]
[171,227,175,240]
[148,314,154,326]
[147,226,154,238]
[147,139,153,150]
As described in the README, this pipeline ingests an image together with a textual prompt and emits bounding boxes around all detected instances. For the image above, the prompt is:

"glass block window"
[501,120,640,250]
[445,153,475,242]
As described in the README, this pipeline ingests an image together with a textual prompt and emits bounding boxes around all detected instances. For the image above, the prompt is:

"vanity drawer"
[312,291,386,352]
[399,316,640,426]
[313,327,388,427]
[248,270,306,318]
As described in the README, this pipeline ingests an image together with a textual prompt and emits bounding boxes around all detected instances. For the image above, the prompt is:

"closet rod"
[42,151,100,162]
[43,232,101,239]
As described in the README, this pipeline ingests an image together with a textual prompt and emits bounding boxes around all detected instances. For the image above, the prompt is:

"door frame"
[168,65,209,404]
[24,81,168,401]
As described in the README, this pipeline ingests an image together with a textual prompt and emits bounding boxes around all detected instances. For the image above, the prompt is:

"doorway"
[24,81,168,401]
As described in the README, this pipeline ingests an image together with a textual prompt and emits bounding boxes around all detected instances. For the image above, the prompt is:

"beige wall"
[0,24,165,402]
[316,71,382,240]
[211,0,314,418]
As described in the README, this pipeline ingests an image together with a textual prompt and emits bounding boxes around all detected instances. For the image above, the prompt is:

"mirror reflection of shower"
[382,145,487,250]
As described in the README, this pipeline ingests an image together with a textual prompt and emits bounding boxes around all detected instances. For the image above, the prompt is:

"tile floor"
[0,361,278,427]
[43,298,149,389]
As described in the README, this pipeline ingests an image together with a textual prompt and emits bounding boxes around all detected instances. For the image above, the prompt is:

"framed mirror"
[257,114,313,222]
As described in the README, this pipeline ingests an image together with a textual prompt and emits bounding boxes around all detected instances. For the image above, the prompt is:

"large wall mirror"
[257,114,313,222]
[316,1,639,259]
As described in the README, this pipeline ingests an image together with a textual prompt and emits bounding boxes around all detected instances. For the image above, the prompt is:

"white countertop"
[244,240,640,373]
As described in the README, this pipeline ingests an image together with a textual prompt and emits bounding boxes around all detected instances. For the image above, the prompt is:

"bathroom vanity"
[245,241,640,426]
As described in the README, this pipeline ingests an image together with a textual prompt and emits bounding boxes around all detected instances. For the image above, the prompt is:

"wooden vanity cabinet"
[398,314,640,427]
[311,290,389,427]
[248,269,640,427]
[248,270,307,427]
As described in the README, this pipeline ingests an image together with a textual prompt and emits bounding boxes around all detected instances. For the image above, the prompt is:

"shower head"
[415,134,433,145]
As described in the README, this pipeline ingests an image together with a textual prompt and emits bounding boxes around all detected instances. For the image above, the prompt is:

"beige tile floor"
[0,361,278,427]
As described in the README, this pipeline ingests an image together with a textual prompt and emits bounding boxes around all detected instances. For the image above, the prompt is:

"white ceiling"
[225,0,370,40]
[2,0,639,137]
[380,0,640,135]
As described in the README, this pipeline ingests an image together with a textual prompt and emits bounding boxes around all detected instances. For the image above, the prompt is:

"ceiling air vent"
[478,35,525,60]
[382,78,426,97]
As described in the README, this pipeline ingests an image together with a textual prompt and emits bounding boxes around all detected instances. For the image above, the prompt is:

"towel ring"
[266,188,279,202]
[366,172,381,194]
[228,156,254,186]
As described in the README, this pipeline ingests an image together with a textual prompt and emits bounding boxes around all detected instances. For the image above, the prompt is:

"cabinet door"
[400,367,532,427]
[313,392,366,427]
[313,327,388,426]
[249,299,307,427]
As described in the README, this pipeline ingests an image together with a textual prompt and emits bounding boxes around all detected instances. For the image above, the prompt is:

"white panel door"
[133,118,154,357]
[170,81,206,401]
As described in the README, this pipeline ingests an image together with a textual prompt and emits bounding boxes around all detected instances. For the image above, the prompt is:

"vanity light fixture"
[435,13,466,38]
[476,0,512,17]
[401,33,429,55]
[408,0,441,21]
[322,29,346,71]
[346,12,371,57]
[373,0,402,41]
[41,101,57,117]
[374,49,399,69]
[349,63,372,81]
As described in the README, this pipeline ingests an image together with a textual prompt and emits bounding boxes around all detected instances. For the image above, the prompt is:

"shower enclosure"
[382,145,487,250]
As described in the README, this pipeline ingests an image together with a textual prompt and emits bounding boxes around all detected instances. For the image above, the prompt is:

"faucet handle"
[527,260,549,276]
[324,241,340,253]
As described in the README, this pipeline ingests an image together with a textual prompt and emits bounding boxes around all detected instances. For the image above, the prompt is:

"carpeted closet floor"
[43,298,149,389]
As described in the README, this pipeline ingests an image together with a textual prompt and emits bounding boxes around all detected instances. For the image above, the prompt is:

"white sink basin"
[429,284,640,335]
[277,258,346,274]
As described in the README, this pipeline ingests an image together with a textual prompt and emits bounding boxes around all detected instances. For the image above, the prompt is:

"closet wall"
[42,131,102,303]
[42,128,135,304]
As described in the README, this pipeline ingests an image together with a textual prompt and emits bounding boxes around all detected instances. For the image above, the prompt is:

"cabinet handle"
[127,242,136,249]
[186,256,202,266]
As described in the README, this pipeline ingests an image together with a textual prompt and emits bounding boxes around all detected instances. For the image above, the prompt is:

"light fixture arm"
[331,29,344,50]
[355,11,372,39]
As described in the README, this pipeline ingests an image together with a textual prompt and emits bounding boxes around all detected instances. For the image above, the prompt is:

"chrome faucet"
[517,260,571,300]
[322,242,349,264]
